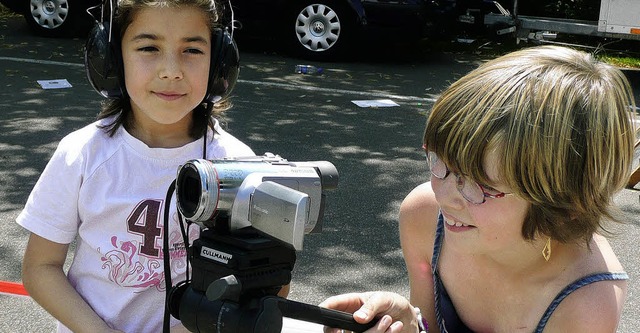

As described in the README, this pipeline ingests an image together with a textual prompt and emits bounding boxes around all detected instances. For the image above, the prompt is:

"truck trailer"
[482,0,640,42]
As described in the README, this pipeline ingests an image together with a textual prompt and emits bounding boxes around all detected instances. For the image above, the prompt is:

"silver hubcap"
[30,0,69,30]
[295,4,341,52]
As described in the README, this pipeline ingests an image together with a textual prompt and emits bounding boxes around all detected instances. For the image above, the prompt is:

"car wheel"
[23,0,91,37]
[288,0,356,60]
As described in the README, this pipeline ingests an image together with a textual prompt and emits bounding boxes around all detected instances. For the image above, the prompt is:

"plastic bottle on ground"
[295,64,323,75]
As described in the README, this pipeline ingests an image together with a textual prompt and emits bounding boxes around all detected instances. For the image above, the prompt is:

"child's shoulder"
[210,120,254,157]
[58,119,111,146]
[55,118,121,160]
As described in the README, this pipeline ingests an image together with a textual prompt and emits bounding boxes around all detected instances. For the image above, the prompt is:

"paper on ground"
[37,79,72,89]
[351,99,399,108]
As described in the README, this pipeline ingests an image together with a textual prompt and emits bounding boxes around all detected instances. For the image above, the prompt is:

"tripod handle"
[266,297,376,332]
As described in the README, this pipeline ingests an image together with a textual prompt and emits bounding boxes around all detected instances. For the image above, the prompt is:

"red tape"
[0,281,29,296]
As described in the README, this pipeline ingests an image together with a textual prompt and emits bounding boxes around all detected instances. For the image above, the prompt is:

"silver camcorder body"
[168,154,372,333]
[175,153,338,250]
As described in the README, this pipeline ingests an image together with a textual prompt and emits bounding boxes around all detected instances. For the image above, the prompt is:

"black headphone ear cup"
[85,22,125,98]
[205,29,240,103]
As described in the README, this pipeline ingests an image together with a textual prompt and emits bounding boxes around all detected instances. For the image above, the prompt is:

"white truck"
[482,0,640,42]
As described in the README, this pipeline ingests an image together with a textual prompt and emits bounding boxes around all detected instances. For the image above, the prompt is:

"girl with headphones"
[17,1,255,332]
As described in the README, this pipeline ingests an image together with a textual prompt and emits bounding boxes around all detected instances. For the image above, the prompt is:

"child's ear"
[204,28,239,103]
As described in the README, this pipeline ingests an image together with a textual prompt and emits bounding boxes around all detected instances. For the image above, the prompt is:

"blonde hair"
[423,45,636,244]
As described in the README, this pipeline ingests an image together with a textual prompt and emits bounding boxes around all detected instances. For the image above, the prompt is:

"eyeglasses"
[426,151,511,204]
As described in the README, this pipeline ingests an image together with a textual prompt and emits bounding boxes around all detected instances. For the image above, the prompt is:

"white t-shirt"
[17,117,254,333]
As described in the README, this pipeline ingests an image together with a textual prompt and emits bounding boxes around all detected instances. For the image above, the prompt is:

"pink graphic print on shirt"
[101,236,165,290]
[98,199,194,291]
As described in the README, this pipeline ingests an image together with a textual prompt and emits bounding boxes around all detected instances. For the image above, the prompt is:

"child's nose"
[159,54,183,80]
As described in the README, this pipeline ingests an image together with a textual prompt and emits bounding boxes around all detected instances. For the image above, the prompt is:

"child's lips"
[154,91,186,101]
[441,210,475,229]
[444,218,471,227]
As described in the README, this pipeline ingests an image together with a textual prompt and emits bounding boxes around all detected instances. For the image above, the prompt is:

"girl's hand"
[319,291,420,333]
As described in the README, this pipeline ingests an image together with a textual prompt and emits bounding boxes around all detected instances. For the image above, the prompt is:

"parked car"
[0,0,459,60]
[0,0,99,38]
[228,0,458,60]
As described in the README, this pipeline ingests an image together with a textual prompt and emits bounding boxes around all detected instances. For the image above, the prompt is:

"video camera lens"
[176,160,220,223]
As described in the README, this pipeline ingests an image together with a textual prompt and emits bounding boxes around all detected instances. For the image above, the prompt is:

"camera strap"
[162,180,193,332]
[162,180,176,333]
[162,106,208,333]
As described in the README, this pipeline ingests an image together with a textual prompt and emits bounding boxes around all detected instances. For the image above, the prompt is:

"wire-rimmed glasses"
[426,151,511,204]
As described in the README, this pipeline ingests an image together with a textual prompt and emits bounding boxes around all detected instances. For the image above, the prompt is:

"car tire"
[23,0,92,37]
[287,0,357,61]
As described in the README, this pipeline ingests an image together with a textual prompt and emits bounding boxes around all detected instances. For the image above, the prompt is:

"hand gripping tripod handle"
[265,297,376,332]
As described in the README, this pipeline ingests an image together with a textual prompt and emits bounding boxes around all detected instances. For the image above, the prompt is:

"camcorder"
[165,153,373,333]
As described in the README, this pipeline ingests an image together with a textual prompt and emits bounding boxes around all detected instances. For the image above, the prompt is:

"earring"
[542,237,551,262]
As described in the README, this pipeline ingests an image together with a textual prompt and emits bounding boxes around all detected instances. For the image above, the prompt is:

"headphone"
[84,0,240,103]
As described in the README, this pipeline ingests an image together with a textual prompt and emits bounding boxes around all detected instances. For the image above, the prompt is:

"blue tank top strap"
[533,271,629,333]
[431,212,445,270]
[432,212,474,333]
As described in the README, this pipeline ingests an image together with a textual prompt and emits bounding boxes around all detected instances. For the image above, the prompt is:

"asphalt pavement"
[1,13,639,332]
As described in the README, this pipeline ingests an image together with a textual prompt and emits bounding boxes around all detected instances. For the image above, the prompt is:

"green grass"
[599,55,640,69]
